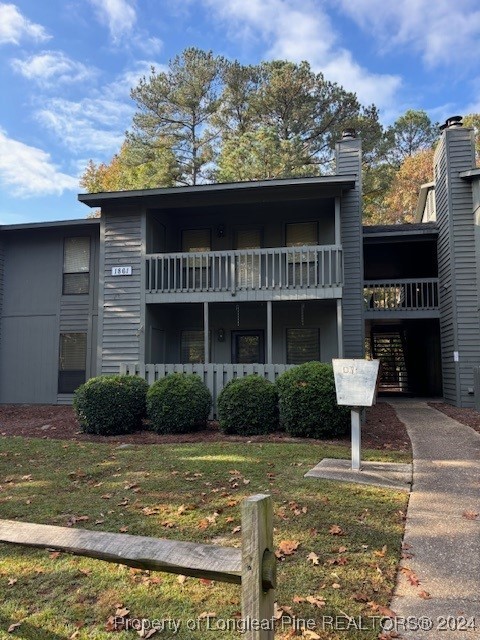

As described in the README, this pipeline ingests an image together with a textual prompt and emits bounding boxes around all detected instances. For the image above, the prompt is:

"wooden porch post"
[266,301,273,364]
[204,302,209,364]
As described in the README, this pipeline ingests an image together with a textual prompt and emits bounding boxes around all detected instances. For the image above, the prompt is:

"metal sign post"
[332,359,380,472]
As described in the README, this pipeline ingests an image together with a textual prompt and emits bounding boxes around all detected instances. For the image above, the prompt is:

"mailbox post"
[332,359,380,471]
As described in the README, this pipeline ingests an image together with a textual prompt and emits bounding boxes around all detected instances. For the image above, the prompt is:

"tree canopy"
[80,47,480,224]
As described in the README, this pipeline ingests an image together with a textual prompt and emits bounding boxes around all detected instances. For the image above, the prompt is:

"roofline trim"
[78,175,357,207]
[0,218,100,232]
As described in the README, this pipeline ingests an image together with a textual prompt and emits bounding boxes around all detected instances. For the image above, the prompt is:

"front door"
[232,331,265,364]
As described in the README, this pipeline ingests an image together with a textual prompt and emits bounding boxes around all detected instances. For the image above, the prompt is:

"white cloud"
[36,98,129,155]
[202,0,401,110]
[11,51,97,88]
[0,129,78,197]
[0,2,50,45]
[336,0,480,68]
[33,60,161,156]
[88,0,137,42]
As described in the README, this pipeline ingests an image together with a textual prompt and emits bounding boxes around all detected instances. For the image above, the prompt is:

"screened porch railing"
[364,278,439,311]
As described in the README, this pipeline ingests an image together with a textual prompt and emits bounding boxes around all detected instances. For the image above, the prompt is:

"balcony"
[364,278,440,318]
[145,245,343,303]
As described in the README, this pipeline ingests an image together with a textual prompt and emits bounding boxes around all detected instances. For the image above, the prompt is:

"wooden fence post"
[241,494,276,639]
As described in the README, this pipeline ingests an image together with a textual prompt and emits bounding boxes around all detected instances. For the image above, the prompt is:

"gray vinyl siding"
[100,210,145,374]
[335,138,364,358]
[0,226,99,404]
[434,127,479,406]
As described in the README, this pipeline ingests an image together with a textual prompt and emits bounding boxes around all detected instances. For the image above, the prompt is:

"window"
[63,237,90,294]
[181,330,205,363]
[286,328,320,364]
[286,222,317,248]
[235,229,262,288]
[182,229,211,253]
[286,223,318,285]
[58,333,87,393]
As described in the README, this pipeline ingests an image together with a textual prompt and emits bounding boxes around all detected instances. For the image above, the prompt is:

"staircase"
[371,328,409,393]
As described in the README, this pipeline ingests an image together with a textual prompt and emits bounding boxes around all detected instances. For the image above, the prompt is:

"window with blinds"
[235,229,261,288]
[181,330,205,364]
[286,328,320,364]
[182,229,211,253]
[286,222,318,247]
[63,237,90,294]
[58,333,87,393]
[235,229,261,249]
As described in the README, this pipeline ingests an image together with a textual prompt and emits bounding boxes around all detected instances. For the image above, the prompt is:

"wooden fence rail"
[0,494,275,639]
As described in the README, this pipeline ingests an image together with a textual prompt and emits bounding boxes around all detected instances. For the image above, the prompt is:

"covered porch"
[144,299,341,366]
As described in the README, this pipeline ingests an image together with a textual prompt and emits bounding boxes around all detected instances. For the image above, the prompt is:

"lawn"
[0,437,410,639]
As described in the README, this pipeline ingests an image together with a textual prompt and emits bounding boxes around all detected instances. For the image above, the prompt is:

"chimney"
[439,115,463,131]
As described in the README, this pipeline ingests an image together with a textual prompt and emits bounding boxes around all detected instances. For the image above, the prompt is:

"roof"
[0,218,100,232]
[78,175,357,208]
[363,221,438,241]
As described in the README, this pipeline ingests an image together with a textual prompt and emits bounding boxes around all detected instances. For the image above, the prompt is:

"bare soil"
[429,402,480,435]
[0,402,411,451]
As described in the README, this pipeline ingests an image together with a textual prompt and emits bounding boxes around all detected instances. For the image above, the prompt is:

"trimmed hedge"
[217,375,279,435]
[73,375,148,435]
[146,373,212,434]
[276,362,350,438]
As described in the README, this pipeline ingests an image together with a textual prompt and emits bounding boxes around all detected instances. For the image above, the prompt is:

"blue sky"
[1,0,480,225]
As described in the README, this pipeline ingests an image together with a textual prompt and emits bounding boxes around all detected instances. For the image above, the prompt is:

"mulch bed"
[428,402,480,435]
[0,402,411,451]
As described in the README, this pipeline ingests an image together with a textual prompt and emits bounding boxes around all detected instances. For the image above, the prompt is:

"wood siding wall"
[335,138,364,357]
[434,127,479,406]
[100,211,144,374]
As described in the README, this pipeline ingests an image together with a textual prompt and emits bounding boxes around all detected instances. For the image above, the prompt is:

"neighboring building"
[0,118,479,408]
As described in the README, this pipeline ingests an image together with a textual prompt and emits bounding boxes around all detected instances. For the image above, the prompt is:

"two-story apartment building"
[0,117,479,408]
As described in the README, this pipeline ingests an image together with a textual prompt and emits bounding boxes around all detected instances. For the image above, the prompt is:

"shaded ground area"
[0,402,410,451]
[429,401,480,435]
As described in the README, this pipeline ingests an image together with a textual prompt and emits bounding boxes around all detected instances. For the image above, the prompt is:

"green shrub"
[73,375,148,435]
[217,375,279,435]
[146,373,212,434]
[276,362,349,438]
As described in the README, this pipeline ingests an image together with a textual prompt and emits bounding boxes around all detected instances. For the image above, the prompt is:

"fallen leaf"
[198,612,216,619]
[119,526,128,533]
[374,545,387,557]
[401,567,420,587]
[177,575,186,584]
[7,578,17,586]
[301,630,321,639]
[332,583,341,589]
[307,552,319,566]
[139,629,158,638]
[115,607,130,618]
[462,510,479,520]
[232,526,241,534]
[275,540,300,558]
[418,590,431,599]
[7,622,21,633]
[305,595,326,608]
[329,524,344,536]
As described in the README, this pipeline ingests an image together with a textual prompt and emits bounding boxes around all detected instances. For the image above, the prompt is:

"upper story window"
[286,222,318,247]
[63,237,90,295]
[182,229,211,253]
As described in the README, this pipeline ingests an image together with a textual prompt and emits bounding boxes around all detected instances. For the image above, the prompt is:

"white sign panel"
[111,266,132,276]
[332,359,380,407]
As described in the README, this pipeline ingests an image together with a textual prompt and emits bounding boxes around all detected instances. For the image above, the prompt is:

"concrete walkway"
[389,400,480,639]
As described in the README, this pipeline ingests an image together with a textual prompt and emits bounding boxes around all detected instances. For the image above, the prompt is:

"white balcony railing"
[364,278,439,312]
[146,245,343,295]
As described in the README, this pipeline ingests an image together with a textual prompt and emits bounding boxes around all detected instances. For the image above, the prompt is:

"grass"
[0,437,410,639]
